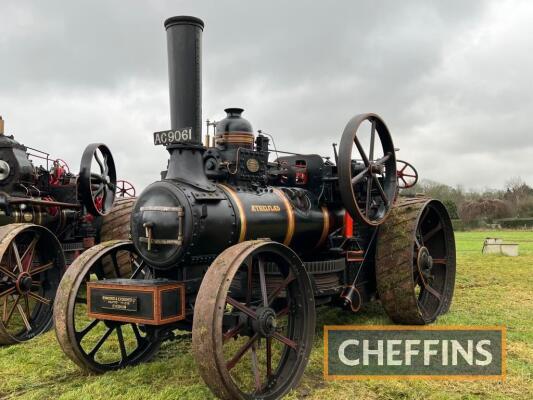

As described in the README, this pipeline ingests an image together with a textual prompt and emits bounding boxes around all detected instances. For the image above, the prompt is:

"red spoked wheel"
[0,224,64,345]
[397,160,418,189]
[54,159,70,174]
[115,180,136,198]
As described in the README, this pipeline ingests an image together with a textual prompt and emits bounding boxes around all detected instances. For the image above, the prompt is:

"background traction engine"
[0,116,133,345]
[53,16,456,400]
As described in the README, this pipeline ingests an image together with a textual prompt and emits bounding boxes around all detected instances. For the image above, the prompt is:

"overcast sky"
[1,0,532,192]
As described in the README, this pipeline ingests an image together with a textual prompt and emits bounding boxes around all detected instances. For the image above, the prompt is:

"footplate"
[87,279,185,325]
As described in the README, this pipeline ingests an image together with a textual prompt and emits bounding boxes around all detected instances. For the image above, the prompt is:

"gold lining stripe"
[218,184,247,242]
[316,206,330,248]
[273,188,295,246]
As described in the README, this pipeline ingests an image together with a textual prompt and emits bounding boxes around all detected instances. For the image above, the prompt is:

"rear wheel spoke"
[423,222,443,243]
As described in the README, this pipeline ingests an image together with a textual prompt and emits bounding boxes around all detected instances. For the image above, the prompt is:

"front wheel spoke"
[116,325,128,362]
[28,291,51,306]
[88,327,115,359]
[423,223,443,243]
[258,258,268,307]
[226,332,259,371]
[0,266,17,280]
[130,259,145,279]
[276,306,290,318]
[271,331,297,350]
[30,262,54,277]
[266,337,272,377]
[76,319,100,340]
[268,274,295,306]
[226,296,257,320]
[131,324,143,344]
[432,258,447,265]
[251,342,262,391]
[223,322,244,344]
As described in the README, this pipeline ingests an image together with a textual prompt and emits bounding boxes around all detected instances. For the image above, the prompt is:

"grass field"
[1,231,532,400]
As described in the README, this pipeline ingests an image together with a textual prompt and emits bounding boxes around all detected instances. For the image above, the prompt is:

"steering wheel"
[338,113,398,226]
[396,160,418,189]
[78,143,116,216]
[116,180,136,198]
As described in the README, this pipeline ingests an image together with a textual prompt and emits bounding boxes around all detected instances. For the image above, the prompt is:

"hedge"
[495,217,533,229]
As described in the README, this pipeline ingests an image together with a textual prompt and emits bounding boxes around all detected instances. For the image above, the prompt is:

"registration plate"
[154,127,193,146]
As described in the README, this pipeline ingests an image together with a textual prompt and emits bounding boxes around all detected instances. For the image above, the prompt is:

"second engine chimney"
[164,16,204,146]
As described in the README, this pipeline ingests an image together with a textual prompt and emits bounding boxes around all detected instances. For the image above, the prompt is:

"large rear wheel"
[375,198,456,324]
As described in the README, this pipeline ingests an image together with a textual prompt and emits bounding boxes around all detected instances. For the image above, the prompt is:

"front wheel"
[192,240,316,400]
[54,241,160,372]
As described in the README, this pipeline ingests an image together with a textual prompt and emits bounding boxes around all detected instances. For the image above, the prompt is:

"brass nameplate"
[99,295,138,312]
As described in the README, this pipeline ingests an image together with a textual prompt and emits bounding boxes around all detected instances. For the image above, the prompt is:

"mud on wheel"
[99,197,136,278]
[0,224,64,345]
[54,241,159,372]
[192,240,315,400]
[375,198,456,324]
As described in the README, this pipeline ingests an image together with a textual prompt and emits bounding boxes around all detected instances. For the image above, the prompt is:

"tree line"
[402,177,533,225]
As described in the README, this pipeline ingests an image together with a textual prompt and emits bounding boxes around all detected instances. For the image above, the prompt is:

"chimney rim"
[164,16,204,30]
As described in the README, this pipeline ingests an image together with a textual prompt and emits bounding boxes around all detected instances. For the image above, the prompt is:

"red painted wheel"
[0,224,65,344]
[54,158,70,173]
[115,180,136,198]
[397,160,418,189]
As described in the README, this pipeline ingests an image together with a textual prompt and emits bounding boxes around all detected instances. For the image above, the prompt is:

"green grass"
[1,231,532,400]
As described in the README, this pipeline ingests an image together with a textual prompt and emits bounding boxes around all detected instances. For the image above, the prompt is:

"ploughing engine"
[0,115,133,345]
[54,16,455,400]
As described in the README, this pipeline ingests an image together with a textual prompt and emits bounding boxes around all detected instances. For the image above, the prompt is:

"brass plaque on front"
[99,295,138,312]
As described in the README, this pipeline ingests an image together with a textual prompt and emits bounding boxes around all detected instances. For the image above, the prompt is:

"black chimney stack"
[164,16,204,145]
[163,16,212,190]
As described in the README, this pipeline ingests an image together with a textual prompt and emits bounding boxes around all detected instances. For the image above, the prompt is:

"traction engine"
[54,17,456,400]
[0,115,132,345]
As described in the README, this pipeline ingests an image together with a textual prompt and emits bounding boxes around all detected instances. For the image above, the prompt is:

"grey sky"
[1,0,531,192]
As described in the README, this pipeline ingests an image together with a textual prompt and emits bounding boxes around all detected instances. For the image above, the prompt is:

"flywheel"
[375,197,456,324]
